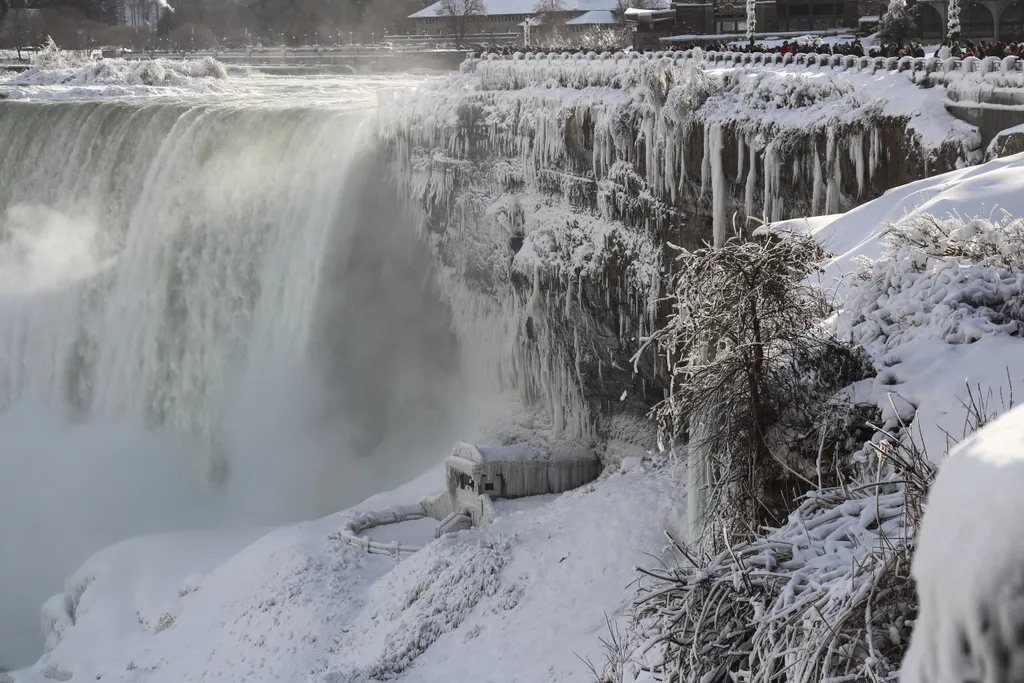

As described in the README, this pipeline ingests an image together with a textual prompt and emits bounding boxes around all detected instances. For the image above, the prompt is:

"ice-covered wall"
[377,51,981,442]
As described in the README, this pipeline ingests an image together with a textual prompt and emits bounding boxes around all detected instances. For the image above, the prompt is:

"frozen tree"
[745,0,756,42]
[639,233,869,547]
[438,0,484,49]
[878,0,917,46]
[0,0,30,59]
[947,0,960,42]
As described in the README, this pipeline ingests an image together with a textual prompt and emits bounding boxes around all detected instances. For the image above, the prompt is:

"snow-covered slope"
[815,151,1024,683]
[763,152,1024,460]
[13,452,683,683]
[902,402,1024,683]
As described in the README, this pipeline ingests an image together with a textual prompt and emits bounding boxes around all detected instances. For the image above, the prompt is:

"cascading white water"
[0,87,466,668]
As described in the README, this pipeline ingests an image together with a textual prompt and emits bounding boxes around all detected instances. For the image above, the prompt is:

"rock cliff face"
[378,52,981,445]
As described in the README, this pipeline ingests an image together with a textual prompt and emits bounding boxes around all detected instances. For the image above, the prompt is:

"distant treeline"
[0,0,428,52]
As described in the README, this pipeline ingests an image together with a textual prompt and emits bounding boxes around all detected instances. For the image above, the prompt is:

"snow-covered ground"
[804,154,1024,683]
[8,44,1024,683]
[12,452,682,683]
[768,152,1024,459]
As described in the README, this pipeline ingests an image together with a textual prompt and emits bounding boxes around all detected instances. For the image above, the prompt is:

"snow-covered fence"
[466,49,1024,92]
[333,503,428,556]
[422,490,457,521]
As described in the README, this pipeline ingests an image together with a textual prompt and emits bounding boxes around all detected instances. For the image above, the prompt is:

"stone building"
[408,0,636,44]
[637,0,885,46]
[641,0,1021,46]
[913,0,1024,42]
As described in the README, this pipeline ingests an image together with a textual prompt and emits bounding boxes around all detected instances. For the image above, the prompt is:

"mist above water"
[0,92,465,667]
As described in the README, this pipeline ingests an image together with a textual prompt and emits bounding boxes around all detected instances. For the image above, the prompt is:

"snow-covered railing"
[333,503,428,556]
[466,49,1024,91]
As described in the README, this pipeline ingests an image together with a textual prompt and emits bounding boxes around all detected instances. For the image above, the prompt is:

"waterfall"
[0,94,463,667]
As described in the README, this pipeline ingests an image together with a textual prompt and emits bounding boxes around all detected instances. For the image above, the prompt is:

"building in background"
[408,0,657,44]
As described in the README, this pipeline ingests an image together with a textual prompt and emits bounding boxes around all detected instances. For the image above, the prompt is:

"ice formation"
[378,51,978,438]
[2,42,227,93]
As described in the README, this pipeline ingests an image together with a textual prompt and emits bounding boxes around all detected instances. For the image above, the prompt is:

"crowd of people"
[477,35,1024,62]
[937,39,1024,58]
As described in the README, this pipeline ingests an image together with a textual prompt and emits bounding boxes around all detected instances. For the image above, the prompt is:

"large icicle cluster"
[377,52,976,438]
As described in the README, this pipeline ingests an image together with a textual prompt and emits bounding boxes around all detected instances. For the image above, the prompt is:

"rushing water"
[0,75,466,667]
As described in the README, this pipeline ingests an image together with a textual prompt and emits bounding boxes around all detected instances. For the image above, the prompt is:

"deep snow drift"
[902,402,1024,683]
[0,77,468,668]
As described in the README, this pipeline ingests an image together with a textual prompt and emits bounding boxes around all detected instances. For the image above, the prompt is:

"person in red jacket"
[780,41,790,57]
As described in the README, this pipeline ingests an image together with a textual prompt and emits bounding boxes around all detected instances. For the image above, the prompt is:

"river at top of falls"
[0,73,469,668]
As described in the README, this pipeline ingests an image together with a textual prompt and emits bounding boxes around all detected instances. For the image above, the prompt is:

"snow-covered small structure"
[431,442,602,534]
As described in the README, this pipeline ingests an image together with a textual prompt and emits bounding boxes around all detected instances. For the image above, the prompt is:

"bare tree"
[4,0,27,59]
[437,0,483,49]
[0,0,7,48]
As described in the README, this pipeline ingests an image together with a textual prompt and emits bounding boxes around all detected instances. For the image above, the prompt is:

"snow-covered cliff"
[378,51,981,442]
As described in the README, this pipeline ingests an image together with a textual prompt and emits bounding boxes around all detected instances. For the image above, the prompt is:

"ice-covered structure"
[378,51,981,446]
[426,441,602,536]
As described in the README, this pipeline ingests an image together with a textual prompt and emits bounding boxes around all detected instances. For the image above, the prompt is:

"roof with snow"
[449,441,598,465]
[410,0,661,18]
[565,9,618,24]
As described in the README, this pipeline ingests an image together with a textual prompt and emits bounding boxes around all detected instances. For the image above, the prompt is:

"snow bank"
[804,152,1024,299]
[759,153,1024,461]
[776,154,1024,683]
[902,403,1024,683]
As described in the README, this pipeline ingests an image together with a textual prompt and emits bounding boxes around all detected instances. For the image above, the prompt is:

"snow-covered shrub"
[626,483,923,683]
[29,37,90,71]
[639,233,871,541]
[840,214,1024,355]
[6,38,228,90]
[617,366,1023,683]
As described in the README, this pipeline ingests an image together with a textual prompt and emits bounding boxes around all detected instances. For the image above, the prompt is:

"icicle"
[643,116,654,193]
[709,122,728,247]
[744,141,757,220]
[825,128,841,214]
[700,123,711,199]
[849,130,865,198]
[677,130,688,199]
[869,127,880,182]
[736,134,746,183]
[663,119,677,203]
[811,141,823,216]
[762,140,780,222]
[564,275,573,318]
